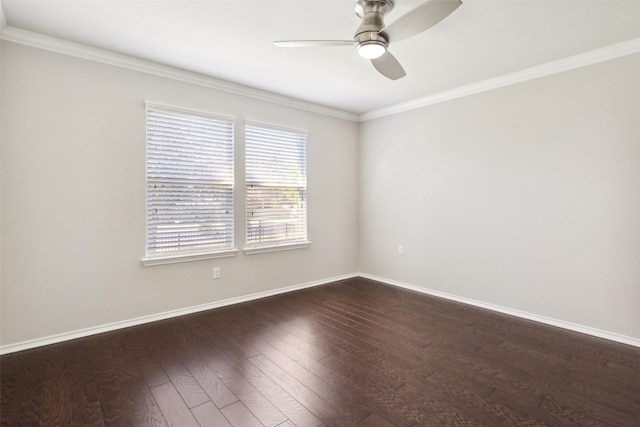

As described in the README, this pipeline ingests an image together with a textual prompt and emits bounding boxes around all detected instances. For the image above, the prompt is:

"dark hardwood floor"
[2,277,639,426]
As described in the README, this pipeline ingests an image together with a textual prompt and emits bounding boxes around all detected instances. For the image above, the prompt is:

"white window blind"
[145,104,235,257]
[245,122,307,249]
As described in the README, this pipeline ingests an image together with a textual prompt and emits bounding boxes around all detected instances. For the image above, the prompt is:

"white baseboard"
[3,272,638,354]
[0,273,358,355]
[359,273,640,348]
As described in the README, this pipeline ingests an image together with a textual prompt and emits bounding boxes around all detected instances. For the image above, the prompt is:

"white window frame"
[244,121,310,254]
[142,102,237,266]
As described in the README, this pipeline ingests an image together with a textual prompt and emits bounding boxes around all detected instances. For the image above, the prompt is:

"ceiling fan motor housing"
[354,0,394,50]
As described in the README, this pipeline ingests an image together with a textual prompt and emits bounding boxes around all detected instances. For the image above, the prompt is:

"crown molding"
[360,37,640,121]
[0,26,359,122]
[2,25,638,123]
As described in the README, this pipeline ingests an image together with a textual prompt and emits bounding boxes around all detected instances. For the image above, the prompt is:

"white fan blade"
[371,51,406,80]
[274,40,353,48]
[382,0,462,43]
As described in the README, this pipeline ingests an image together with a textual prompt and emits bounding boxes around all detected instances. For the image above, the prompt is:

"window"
[245,122,308,252]
[144,103,235,264]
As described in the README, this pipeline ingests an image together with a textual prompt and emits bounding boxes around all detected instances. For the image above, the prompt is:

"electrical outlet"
[398,245,404,255]
[213,267,221,279]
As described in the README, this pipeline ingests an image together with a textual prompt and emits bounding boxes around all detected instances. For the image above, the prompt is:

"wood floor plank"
[100,378,168,427]
[102,378,168,427]
[71,398,106,427]
[249,353,368,426]
[192,401,233,427]
[223,350,323,427]
[0,371,44,426]
[220,401,264,427]
[181,351,239,408]
[488,387,560,426]
[313,313,421,383]
[40,377,73,426]
[248,331,374,422]
[129,385,169,427]
[541,386,640,427]
[254,320,330,362]
[127,330,172,388]
[202,351,288,427]
[357,412,397,427]
[161,357,210,409]
[150,382,200,427]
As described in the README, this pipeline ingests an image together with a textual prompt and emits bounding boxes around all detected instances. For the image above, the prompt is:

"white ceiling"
[1,0,639,115]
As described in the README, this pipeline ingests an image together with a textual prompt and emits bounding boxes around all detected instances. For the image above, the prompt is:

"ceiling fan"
[274,0,462,80]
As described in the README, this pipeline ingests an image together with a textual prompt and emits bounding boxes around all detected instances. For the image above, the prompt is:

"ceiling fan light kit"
[274,0,462,80]
[356,41,387,59]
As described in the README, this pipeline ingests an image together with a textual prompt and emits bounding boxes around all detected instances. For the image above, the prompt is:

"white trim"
[360,37,640,121]
[0,26,358,122]
[2,272,638,354]
[141,249,239,266]
[359,273,640,348]
[243,241,311,255]
[0,272,359,355]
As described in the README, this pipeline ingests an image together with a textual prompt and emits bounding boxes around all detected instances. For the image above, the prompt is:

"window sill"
[141,249,239,266]
[243,241,311,255]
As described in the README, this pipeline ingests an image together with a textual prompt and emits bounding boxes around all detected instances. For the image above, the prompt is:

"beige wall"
[359,54,640,339]
[2,40,639,349]
[0,41,359,346]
